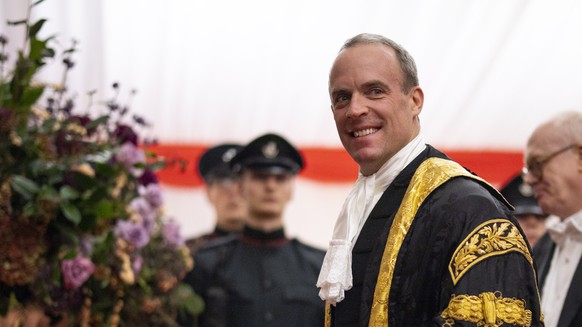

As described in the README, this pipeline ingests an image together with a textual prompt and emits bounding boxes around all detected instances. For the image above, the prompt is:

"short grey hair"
[547,110,582,145]
[339,33,419,92]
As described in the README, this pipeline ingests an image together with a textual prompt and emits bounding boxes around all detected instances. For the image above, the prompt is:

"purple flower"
[80,236,95,256]
[115,142,146,177]
[114,220,150,248]
[140,183,163,209]
[61,255,95,290]
[132,255,143,275]
[138,169,159,186]
[162,220,185,248]
[130,197,155,233]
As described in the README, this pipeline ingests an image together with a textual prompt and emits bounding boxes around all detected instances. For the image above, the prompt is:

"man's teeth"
[353,128,378,137]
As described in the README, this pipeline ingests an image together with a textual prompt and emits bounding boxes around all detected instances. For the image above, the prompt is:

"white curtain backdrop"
[2,0,582,248]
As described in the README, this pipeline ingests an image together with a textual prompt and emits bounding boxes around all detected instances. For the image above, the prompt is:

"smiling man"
[317,33,543,326]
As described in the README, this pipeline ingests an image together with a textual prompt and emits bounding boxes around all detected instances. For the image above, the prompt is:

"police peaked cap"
[232,133,304,175]
[500,173,545,217]
[198,143,243,182]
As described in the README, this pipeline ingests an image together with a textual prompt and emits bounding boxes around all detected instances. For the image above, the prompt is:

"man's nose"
[346,94,368,119]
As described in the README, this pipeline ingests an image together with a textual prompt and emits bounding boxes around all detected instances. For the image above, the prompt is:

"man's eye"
[333,95,350,106]
[369,88,384,96]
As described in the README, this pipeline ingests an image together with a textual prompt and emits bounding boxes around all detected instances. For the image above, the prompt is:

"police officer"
[186,133,325,327]
[179,144,248,326]
[185,143,248,255]
[500,173,548,247]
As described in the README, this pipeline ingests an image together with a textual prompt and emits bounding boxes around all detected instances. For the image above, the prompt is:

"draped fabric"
[2,0,582,248]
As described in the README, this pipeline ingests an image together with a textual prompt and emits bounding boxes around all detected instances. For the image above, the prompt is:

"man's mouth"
[352,128,379,138]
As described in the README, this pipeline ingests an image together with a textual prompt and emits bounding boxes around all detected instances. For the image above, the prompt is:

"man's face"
[239,170,294,220]
[328,43,423,176]
[524,124,582,219]
[206,178,247,231]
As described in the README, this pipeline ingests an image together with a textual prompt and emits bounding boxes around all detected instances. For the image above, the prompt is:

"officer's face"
[329,44,423,176]
[239,170,294,220]
[206,177,247,231]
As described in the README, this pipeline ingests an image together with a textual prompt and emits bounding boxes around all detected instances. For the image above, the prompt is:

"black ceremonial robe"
[330,145,543,327]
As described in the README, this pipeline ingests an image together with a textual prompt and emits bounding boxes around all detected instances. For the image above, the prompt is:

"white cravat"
[317,134,426,305]
[541,210,582,327]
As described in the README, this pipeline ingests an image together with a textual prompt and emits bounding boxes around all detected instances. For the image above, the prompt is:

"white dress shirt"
[541,209,582,327]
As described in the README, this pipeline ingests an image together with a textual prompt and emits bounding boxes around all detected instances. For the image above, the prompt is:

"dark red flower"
[113,124,138,145]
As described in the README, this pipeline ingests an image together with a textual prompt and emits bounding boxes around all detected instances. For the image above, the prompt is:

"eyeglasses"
[522,144,578,180]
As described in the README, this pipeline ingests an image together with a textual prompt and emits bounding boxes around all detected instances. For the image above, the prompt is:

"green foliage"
[0,3,197,326]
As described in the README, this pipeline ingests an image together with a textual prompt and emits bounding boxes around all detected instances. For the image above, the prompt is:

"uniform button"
[264,312,274,321]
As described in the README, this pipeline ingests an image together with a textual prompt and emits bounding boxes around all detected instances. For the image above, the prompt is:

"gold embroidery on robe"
[324,302,331,327]
[448,219,532,285]
[369,158,483,327]
[441,292,532,327]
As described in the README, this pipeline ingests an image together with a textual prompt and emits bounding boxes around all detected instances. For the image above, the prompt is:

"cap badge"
[262,141,279,159]
[518,182,534,197]
[222,148,237,163]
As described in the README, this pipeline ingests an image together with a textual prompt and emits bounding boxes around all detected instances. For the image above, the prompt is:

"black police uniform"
[184,143,243,255]
[185,133,326,327]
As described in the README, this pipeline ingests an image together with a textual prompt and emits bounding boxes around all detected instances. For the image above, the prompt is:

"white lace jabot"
[316,134,426,305]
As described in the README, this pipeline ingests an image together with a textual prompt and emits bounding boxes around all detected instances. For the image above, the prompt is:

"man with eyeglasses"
[523,110,582,327]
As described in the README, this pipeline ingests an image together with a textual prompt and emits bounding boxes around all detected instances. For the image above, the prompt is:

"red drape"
[146,144,523,188]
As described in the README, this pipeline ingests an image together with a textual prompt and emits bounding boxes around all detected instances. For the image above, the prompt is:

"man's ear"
[410,86,424,116]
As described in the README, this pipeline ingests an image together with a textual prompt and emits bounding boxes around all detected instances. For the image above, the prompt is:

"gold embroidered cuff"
[441,292,532,327]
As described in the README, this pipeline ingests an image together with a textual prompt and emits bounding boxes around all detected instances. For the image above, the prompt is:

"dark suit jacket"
[534,233,582,327]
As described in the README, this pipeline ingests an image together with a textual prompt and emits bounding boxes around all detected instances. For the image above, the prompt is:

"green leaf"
[93,161,117,178]
[38,186,60,202]
[11,175,40,200]
[176,284,205,316]
[52,221,80,245]
[85,115,109,130]
[60,185,80,200]
[93,200,114,219]
[23,202,36,217]
[69,171,95,190]
[19,85,45,108]
[33,0,47,6]
[28,19,47,38]
[60,202,81,225]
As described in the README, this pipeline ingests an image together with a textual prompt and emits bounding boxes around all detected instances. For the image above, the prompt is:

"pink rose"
[61,255,95,289]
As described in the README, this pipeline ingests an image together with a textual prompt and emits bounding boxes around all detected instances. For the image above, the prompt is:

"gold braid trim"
[441,292,532,327]
[369,158,482,327]
[325,302,331,327]
[448,219,532,285]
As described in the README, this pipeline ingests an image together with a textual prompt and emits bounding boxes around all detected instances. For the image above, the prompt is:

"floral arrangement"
[0,3,202,326]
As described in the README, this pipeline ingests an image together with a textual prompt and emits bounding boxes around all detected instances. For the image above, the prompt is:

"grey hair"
[339,33,419,92]
[547,110,582,145]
